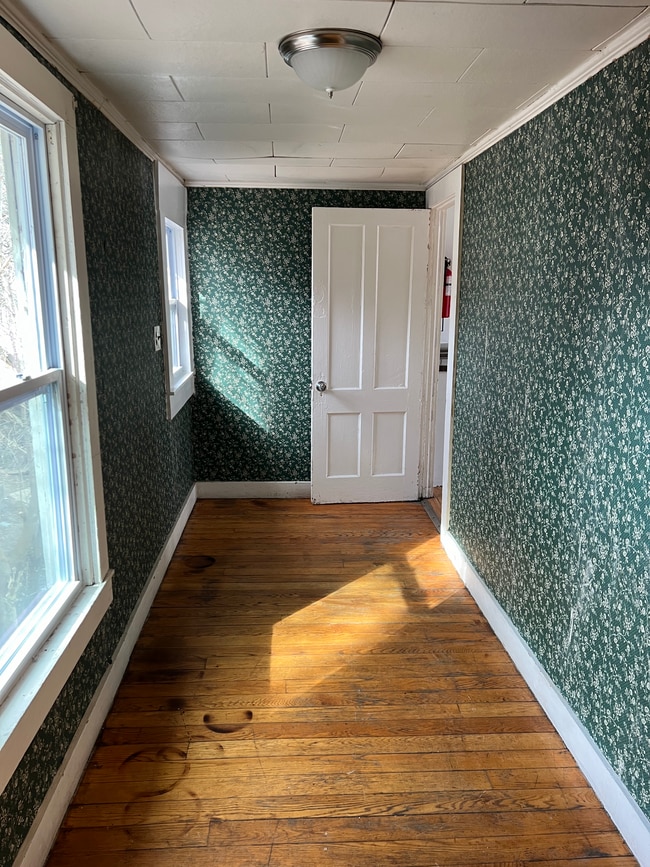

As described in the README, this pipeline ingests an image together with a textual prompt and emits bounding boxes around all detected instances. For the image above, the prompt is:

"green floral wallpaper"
[0,21,194,864]
[188,188,424,482]
[450,40,649,816]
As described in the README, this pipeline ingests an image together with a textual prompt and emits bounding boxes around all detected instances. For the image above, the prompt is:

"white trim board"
[14,484,197,867]
[197,481,310,499]
[184,180,425,192]
[441,528,650,867]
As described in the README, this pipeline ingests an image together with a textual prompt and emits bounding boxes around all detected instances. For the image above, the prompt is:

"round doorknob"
[315,380,327,392]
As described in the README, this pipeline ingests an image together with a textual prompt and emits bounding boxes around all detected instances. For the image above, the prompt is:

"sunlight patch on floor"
[270,553,459,693]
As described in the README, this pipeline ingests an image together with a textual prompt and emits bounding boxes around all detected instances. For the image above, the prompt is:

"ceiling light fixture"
[278,28,382,99]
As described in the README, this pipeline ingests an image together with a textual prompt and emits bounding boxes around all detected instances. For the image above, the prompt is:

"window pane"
[165,222,179,302]
[165,220,185,373]
[0,382,75,680]
[164,218,190,383]
[0,121,47,386]
[169,299,180,370]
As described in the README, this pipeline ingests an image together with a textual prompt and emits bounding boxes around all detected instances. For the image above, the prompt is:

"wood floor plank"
[207,811,618,845]
[256,834,631,866]
[113,674,533,699]
[46,836,634,867]
[41,851,641,867]
[108,688,537,714]
[96,715,554,747]
[46,499,636,866]
[120,665,525,689]
[51,823,209,854]
[62,787,607,829]
[73,767,496,804]
[523,861,639,867]
[83,746,579,787]
[91,730,569,765]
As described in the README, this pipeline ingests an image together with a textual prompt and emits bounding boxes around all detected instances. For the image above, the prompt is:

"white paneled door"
[311,208,430,504]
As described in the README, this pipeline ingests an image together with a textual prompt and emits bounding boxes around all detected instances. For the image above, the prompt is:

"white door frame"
[420,166,464,533]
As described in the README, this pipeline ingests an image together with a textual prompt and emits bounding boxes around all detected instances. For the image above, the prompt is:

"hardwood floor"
[46,499,636,866]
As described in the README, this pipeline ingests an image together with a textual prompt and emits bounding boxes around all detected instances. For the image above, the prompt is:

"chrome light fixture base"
[278,28,382,98]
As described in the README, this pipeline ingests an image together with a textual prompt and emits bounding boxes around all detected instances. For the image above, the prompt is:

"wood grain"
[45,499,636,866]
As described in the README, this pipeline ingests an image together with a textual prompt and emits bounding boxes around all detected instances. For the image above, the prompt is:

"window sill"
[168,371,195,420]
[0,572,113,792]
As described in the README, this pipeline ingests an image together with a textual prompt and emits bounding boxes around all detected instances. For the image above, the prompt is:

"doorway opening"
[430,204,455,526]
[420,165,463,533]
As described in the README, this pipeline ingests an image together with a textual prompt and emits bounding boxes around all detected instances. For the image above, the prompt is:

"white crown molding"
[426,11,650,190]
[0,0,183,181]
[183,180,427,191]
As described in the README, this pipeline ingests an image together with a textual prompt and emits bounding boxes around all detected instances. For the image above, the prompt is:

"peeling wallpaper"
[450,40,649,815]
[188,188,425,482]
[0,23,194,864]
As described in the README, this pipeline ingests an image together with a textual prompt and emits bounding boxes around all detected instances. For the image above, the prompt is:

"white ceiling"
[5,0,648,188]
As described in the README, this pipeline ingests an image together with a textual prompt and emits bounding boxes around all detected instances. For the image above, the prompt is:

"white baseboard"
[14,484,198,867]
[441,528,650,867]
[197,480,310,499]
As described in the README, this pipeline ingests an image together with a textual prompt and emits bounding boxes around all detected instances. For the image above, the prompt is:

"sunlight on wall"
[216,315,267,373]
[209,345,267,430]
[198,292,270,430]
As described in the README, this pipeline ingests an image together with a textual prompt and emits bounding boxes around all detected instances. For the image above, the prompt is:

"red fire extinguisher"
[442,258,452,319]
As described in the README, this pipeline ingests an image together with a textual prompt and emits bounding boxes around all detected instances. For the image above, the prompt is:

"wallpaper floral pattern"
[188,188,424,482]
[0,23,194,863]
[450,40,649,816]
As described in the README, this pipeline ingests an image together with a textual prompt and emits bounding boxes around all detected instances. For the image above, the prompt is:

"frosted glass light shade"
[279,29,382,97]
[290,46,372,94]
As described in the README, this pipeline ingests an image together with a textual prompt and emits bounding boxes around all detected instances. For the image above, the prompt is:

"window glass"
[0,100,77,697]
[156,164,193,419]
[165,221,181,372]
[164,217,191,390]
[1,114,49,383]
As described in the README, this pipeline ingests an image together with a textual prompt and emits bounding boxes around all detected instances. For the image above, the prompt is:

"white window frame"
[156,162,194,419]
[0,26,112,793]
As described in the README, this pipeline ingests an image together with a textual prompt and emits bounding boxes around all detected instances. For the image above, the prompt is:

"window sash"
[1,103,60,382]
[0,370,79,699]
[164,217,191,391]
[0,100,79,703]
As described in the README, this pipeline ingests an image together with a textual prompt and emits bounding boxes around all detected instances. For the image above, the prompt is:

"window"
[164,218,191,387]
[0,100,79,697]
[0,26,111,792]
[157,163,194,419]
